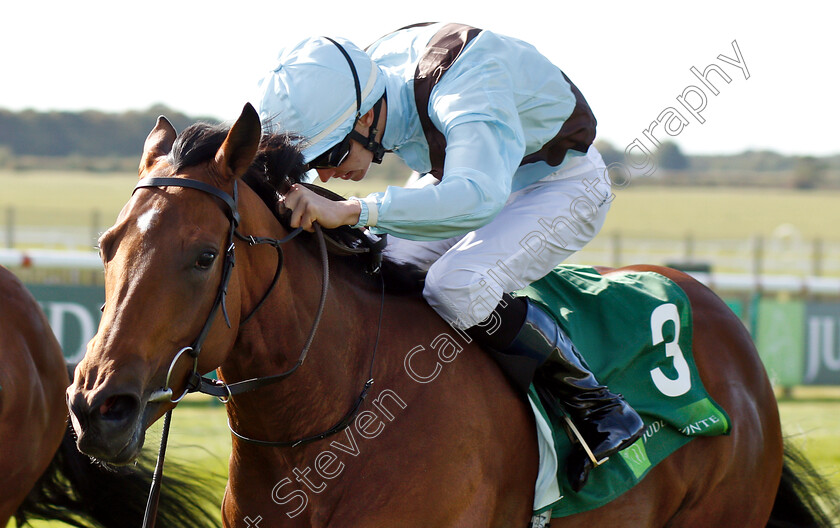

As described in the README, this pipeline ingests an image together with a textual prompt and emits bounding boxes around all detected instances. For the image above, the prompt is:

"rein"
[133,176,382,527]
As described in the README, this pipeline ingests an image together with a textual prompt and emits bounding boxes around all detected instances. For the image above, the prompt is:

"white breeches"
[385,146,611,329]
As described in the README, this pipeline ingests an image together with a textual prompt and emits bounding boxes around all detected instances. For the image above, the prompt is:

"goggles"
[308,133,353,169]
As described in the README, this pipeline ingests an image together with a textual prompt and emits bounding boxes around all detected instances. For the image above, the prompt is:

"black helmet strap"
[347,97,386,163]
[324,37,386,164]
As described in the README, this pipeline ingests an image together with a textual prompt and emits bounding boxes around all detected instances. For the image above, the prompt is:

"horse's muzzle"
[66,387,145,464]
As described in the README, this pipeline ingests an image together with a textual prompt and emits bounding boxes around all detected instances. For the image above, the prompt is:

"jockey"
[254,22,644,491]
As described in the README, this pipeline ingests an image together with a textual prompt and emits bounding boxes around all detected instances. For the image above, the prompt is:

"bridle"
[131,176,382,527]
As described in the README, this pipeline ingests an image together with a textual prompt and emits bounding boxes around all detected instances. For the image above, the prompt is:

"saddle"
[515,265,730,518]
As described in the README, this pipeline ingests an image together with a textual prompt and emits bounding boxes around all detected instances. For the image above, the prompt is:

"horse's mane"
[169,121,307,192]
[169,121,425,295]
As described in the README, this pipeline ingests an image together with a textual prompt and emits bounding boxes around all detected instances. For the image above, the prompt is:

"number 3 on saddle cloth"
[505,265,730,520]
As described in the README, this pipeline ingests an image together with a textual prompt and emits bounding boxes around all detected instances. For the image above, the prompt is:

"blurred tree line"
[0,105,212,157]
[595,140,840,189]
[0,105,217,171]
[0,106,838,189]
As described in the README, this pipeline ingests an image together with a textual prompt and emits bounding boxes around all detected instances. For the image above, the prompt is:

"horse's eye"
[195,251,217,270]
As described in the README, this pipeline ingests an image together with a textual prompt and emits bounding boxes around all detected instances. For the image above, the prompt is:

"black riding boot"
[501,299,645,492]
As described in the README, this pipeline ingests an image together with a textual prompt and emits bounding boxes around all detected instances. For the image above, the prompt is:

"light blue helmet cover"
[254,36,386,165]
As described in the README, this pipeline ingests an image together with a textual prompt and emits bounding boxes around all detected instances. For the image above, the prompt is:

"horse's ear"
[215,103,261,181]
[139,116,177,175]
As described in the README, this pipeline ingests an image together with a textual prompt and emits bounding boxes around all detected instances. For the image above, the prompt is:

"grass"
[4,170,840,242]
[602,185,840,240]
[1,170,134,229]
[777,387,840,491]
[12,391,840,527]
[324,179,840,241]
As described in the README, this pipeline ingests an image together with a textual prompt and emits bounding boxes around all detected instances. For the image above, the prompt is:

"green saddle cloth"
[515,265,730,518]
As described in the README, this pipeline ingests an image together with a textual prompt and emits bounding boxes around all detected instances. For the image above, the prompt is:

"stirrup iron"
[563,415,609,467]
[529,510,552,528]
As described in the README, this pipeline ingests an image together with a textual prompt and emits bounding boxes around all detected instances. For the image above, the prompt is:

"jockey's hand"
[282,184,361,231]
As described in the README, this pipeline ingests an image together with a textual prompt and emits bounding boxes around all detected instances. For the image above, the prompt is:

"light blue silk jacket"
[357,23,588,240]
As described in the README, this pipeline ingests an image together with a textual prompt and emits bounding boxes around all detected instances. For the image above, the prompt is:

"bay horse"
[0,264,221,527]
[67,103,837,527]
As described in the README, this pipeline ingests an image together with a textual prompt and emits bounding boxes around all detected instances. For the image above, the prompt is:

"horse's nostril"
[68,392,90,429]
[98,394,139,422]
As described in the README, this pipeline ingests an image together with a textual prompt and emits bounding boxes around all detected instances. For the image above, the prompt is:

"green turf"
[4,170,840,242]
[2,171,134,229]
[777,387,840,491]
[325,180,840,241]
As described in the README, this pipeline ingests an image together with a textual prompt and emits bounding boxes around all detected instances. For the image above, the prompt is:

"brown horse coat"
[68,104,810,527]
[0,266,68,525]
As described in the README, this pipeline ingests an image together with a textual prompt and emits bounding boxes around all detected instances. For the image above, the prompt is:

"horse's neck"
[220,196,400,454]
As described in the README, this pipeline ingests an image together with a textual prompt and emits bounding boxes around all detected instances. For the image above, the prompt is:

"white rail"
[4,247,840,295]
[0,248,102,269]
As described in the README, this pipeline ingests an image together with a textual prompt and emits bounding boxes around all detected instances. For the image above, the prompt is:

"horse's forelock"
[245,132,307,221]
[254,132,308,191]
[165,122,306,210]
[169,122,228,172]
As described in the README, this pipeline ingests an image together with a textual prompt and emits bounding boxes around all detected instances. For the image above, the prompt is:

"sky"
[1,1,837,156]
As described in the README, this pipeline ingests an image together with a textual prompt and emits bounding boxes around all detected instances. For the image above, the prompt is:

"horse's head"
[67,104,265,463]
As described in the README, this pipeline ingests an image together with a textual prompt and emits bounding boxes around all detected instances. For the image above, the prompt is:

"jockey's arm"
[355,120,523,241]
